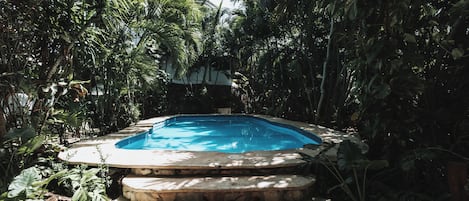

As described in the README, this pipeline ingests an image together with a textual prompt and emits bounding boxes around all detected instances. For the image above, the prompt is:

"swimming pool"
[115,115,322,153]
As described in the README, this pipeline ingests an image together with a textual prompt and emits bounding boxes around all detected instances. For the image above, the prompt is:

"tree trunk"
[202,61,210,85]
[304,55,315,118]
[316,7,335,122]
[0,108,6,138]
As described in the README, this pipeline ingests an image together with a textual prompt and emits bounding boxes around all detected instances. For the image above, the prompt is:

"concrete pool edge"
[58,114,360,168]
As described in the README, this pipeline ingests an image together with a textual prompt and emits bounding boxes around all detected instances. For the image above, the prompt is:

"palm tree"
[72,0,205,131]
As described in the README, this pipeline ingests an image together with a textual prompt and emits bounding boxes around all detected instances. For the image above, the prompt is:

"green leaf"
[367,160,389,170]
[429,20,439,26]
[90,188,109,201]
[337,140,367,171]
[451,48,464,60]
[61,32,72,43]
[346,0,357,20]
[366,41,385,64]
[374,83,391,99]
[5,127,35,141]
[72,188,88,201]
[8,167,42,198]
[404,33,416,43]
[17,135,45,155]
[68,72,74,81]
[344,176,354,184]
[69,80,91,86]
[326,183,342,194]
[33,170,68,188]
[400,149,438,171]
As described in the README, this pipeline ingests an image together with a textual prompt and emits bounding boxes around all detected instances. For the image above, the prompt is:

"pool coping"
[58,114,360,169]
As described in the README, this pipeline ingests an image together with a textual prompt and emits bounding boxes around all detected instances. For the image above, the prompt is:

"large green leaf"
[337,140,367,171]
[345,0,357,20]
[7,167,42,198]
[451,48,464,60]
[17,135,46,155]
[89,188,109,201]
[403,33,417,43]
[69,80,92,86]
[400,149,438,171]
[374,83,391,99]
[5,127,35,141]
[72,188,89,201]
[367,160,389,170]
[366,41,385,64]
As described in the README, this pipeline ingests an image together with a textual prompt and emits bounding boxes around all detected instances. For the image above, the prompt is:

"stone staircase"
[121,159,316,201]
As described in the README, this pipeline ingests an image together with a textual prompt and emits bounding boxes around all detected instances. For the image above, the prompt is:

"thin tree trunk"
[202,62,210,85]
[300,19,315,118]
[0,108,6,138]
[306,59,315,117]
[316,7,335,122]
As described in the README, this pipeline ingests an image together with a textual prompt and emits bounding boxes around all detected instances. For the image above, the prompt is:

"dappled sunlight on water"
[117,116,320,153]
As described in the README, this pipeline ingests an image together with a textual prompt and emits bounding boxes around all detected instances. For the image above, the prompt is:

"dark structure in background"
[167,84,231,114]
[163,57,234,114]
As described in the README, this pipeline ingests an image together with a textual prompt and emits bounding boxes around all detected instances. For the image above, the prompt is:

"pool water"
[115,115,321,153]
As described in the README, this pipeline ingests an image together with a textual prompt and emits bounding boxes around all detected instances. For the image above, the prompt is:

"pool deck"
[58,114,359,201]
[58,114,360,169]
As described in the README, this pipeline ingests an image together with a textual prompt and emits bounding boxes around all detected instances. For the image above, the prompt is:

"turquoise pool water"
[115,115,322,153]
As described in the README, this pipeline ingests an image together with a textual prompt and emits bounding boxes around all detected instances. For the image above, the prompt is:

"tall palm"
[197,1,230,84]
[73,0,204,130]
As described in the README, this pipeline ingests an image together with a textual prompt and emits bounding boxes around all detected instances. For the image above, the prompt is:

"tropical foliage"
[226,0,468,200]
[1,0,468,200]
[0,0,207,198]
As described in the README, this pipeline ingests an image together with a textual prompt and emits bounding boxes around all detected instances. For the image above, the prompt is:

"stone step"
[122,174,315,201]
[131,164,308,176]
